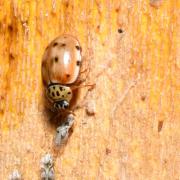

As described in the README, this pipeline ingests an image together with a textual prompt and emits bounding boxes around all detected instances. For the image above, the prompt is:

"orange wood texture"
[0,0,179,179]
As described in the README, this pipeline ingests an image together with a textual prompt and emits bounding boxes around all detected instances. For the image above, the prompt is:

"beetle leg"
[71,103,86,111]
[71,84,96,112]
[77,60,91,83]
[76,77,89,85]
[50,109,75,122]
[63,109,76,116]
[80,68,89,74]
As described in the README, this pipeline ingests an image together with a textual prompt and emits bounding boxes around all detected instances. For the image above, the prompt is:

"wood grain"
[0,0,179,179]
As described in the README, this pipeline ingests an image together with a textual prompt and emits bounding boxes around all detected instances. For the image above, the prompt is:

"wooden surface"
[0,0,179,179]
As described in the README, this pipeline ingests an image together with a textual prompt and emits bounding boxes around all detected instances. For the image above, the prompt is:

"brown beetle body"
[42,35,82,112]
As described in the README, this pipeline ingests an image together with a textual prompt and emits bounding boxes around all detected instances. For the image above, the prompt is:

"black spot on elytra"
[61,43,66,47]
[118,28,123,33]
[62,95,64,98]
[52,92,55,97]
[54,57,58,62]
[53,42,58,47]
[75,45,81,51]
[53,86,55,89]
[68,92,71,94]
[59,87,63,91]
[76,61,81,66]
[66,74,70,78]
[56,91,60,96]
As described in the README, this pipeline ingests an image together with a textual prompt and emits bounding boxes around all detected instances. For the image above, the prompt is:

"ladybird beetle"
[41,35,86,113]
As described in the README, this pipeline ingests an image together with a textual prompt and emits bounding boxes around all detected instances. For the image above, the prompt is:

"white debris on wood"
[40,153,54,180]
[54,114,74,146]
[9,170,21,180]
[86,100,96,116]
